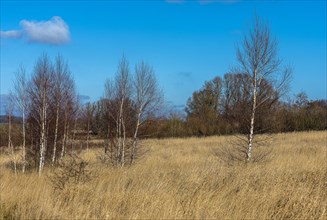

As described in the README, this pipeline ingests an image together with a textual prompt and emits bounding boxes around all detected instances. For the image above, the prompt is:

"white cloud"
[0,30,22,38]
[1,16,70,45]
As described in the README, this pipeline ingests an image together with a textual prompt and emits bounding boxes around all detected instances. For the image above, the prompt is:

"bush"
[48,154,93,191]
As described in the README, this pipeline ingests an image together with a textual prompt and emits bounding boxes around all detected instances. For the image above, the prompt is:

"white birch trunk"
[72,117,77,151]
[116,116,120,165]
[39,94,47,176]
[121,116,126,167]
[86,117,90,151]
[131,111,141,165]
[60,110,68,160]
[52,102,60,165]
[117,97,124,165]
[22,108,26,173]
[247,70,257,161]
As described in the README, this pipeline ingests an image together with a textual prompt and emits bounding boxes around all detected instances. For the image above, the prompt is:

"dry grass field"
[0,131,326,219]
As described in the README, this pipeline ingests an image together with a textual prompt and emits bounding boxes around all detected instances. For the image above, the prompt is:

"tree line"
[150,79,326,138]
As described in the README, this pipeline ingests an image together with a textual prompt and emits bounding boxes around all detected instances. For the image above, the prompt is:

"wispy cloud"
[0,16,70,45]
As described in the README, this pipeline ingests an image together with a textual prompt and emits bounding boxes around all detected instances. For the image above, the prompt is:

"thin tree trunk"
[118,97,124,165]
[39,112,46,175]
[39,120,46,175]
[22,109,26,173]
[247,70,257,161]
[105,123,110,154]
[60,110,68,160]
[65,121,70,155]
[72,117,77,151]
[121,117,126,167]
[86,117,90,151]
[116,116,120,166]
[131,111,141,165]
[39,81,47,176]
[52,102,60,165]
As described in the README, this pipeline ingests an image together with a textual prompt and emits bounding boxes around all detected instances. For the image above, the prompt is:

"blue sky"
[1,0,326,109]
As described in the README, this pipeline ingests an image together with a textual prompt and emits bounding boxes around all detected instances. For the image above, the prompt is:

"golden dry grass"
[0,131,326,219]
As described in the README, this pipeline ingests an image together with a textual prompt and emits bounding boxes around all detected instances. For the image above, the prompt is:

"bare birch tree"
[114,55,131,167]
[102,56,162,166]
[12,65,28,172]
[103,79,115,158]
[51,55,69,165]
[28,54,54,175]
[102,56,132,166]
[130,61,163,165]
[236,16,291,161]
[60,74,77,160]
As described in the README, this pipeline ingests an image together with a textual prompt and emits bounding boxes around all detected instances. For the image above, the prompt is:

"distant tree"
[82,102,95,151]
[222,73,252,133]
[165,111,186,137]
[71,96,81,150]
[306,100,327,130]
[236,16,291,161]
[294,92,309,108]
[289,93,327,131]
[186,76,223,136]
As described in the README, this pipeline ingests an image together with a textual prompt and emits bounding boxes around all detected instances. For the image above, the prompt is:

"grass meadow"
[0,131,326,219]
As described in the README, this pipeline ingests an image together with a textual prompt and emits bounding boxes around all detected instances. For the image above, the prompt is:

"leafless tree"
[28,54,54,175]
[51,55,70,165]
[130,61,163,164]
[103,79,115,158]
[100,56,163,166]
[12,65,28,172]
[114,55,131,167]
[104,55,153,167]
[60,75,77,160]
[236,16,291,161]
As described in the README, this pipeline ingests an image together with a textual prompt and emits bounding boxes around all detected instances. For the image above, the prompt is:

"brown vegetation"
[1,131,326,219]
